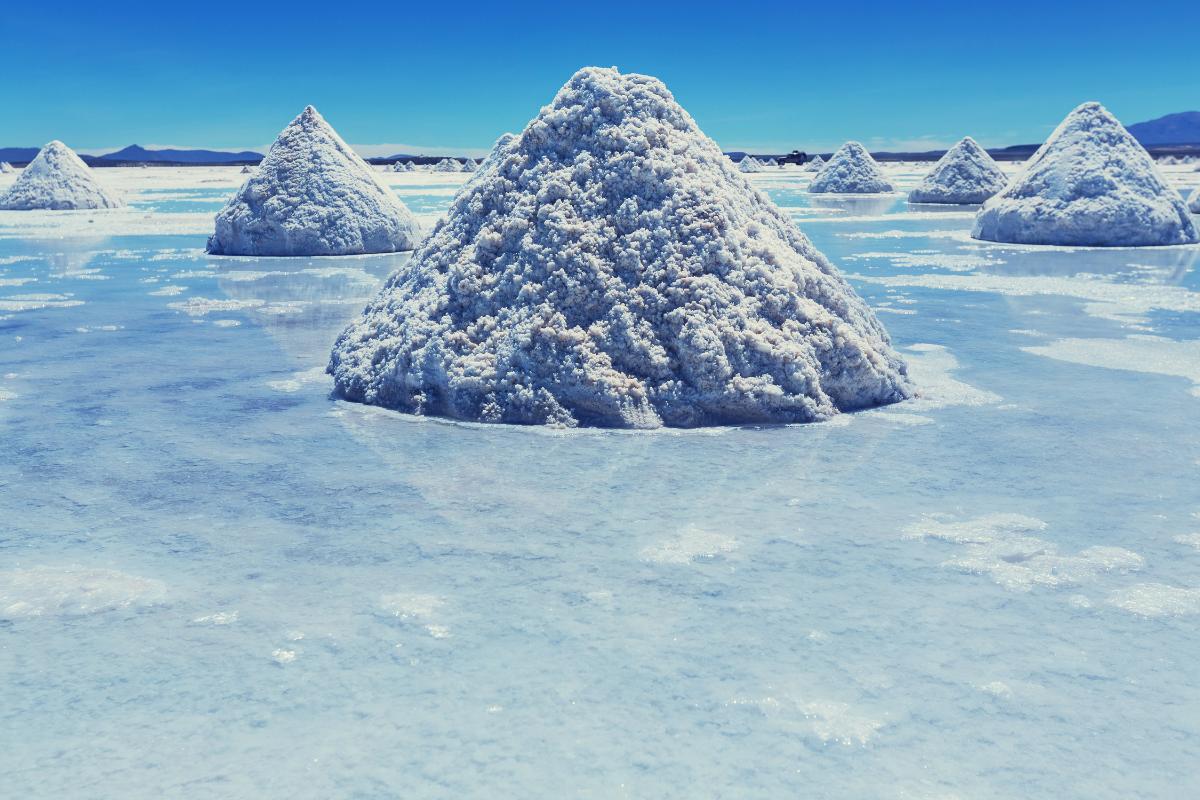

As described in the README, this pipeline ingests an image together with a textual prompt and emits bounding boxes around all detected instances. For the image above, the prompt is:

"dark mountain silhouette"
[97,144,262,164]
[1125,111,1200,146]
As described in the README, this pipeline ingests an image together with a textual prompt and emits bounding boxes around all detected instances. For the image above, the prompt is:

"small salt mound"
[805,155,825,172]
[1189,187,1200,214]
[909,137,1008,205]
[433,158,462,173]
[240,165,253,174]
[0,141,124,210]
[460,158,476,173]
[972,102,1198,246]
[391,161,406,172]
[329,67,911,429]
[765,158,779,167]
[809,142,894,194]
[0,162,13,174]
[207,106,420,256]
[738,156,763,173]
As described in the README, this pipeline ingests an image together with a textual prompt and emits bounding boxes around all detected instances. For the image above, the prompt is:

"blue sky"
[4,0,1198,155]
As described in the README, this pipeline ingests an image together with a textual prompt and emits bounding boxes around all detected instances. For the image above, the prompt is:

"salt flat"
[1,163,1199,798]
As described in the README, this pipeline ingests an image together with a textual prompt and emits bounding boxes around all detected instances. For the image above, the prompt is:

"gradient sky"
[4,0,1198,156]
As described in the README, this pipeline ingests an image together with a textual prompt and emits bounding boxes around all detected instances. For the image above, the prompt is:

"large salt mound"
[909,137,1008,205]
[0,141,124,210]
[207,106,420,256]
[329,67,912,429]
[809,142,894,193]
[972,102,1199,247]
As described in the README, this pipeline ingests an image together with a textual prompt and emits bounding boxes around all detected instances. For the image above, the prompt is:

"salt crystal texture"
[0,141,124,210]
[1189,187,1200,214]
[908,137,1007,205]
[809,142,894,194]
[972,102,1199,246]
[329,67,912,429]
[206,106,420,256]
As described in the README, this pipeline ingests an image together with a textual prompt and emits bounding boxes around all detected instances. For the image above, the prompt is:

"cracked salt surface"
[2,162,1199,799]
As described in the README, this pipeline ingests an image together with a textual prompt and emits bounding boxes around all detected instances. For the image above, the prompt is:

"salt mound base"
[0,141,124,210]
[809,142,894,193]
[973,102,1198,246]
[909,137,1008,204]
[206,106,420,256]
[329,67,912,429]
[739,156,763,173]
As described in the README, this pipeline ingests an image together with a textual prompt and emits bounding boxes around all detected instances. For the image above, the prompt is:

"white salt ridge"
[1025,336,1200,398]
[0,141,124,211]
[207,106,421,256]
[739,156,764,173]
[973,102,1198,246]
[908,137,1008,205]
[329,67,912,428]
[809,142,894,194]
[0,566,166,619]
[905,513,1143,592]
[1107,584,1200,617]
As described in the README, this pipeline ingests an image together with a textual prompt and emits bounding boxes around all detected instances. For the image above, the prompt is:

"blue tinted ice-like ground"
[2,164,1200,799]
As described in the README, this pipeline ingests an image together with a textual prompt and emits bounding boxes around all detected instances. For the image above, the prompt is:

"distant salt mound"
[805,155,825,172]
[391,161,407,173]
[739,156,763,173]
[329,67,911,429]
[809,142,894,193]
[460,158,476,172]
[240,165,253,174]
[0,141,124,210]
[765,158,779,167]
[1190,187,1200,214]
[433,158,462,173]
[0,162,14,174]
[909,137,1008,205]
[973,102,1198,247]
[207,106,420,256]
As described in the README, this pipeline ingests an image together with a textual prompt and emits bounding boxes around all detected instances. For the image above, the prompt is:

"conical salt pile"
[973,102,1198,246]
[0,141,124,210]
[391,162,407,173]
[460,158,476,172]
[765,158,779,167]
[1189,187,1200,214]
[240,165,253,174]
[805,155,825,172]
[809,142,894,193]
[329,67,911,429]
[909,137,1007,204]
[739,156,763,173]
[0,162,14,174]
[206,106,420,256]
[433,158,461,173]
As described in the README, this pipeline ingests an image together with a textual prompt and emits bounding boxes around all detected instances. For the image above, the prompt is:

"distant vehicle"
[780,150,808,165]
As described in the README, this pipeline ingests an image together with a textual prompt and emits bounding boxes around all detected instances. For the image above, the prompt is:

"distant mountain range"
[2,112,1198,166]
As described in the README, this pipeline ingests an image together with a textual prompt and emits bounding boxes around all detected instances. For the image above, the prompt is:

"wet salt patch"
[639,524,739,564]
[380,592,449,638]
[211,319,241,328]
[0,209,216,239]
[1009,329,1044,337]
[849,271,1200,326]
[0,567,166,619]
[171,269,217,279]
[266,367,330,393]
[0,293,84,312]
[193,610,239,625]
[167,297,265,316]
[0,277,35,286]
[74,325,122,333]
[837,229,963,240]
[0,389,16,402]
[1024,336,1200,397]
[905,513,1143,592]
[1174,533,1200,551]
[846,251,1001,272]
[902,344,1001,411]
[258,302,308,316]
[729,695,884,745]
[978,681,1014,699]
[148,285,187,296]
[271,648,298,664]
[874,307,917,315]
[148,248,204,261]
[1107,584,1200,617]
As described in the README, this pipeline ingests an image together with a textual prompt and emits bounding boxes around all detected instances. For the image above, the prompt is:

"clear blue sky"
[4,0,1198,155]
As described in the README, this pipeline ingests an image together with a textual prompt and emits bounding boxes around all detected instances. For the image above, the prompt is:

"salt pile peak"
[739,156,764,173]
[909,137,1008,205]
[0,141,124,210]
[206,105,420,256]
[329,66,912,429]
[973,102,1198,246]
[809,142,894,193]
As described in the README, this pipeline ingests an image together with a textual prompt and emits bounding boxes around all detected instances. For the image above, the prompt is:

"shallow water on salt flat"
[2,165,1200,799]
